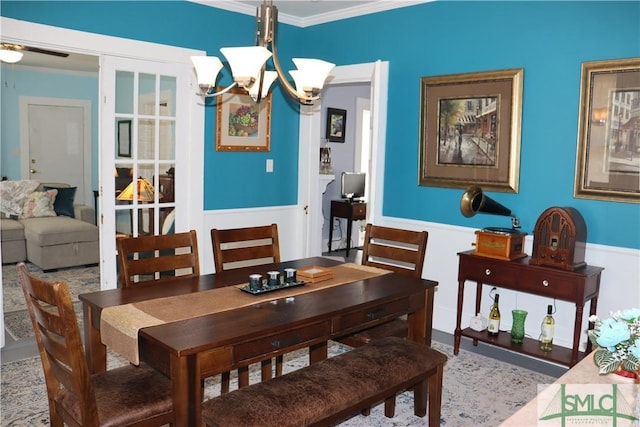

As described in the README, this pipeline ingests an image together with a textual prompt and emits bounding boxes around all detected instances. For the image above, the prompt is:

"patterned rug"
[3,262,100,340]
[1,340,556,426]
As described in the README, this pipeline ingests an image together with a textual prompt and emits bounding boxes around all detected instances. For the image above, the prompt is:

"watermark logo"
[537,383,638,426]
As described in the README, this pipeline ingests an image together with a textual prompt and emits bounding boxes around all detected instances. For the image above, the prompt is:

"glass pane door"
[101,56,185,288]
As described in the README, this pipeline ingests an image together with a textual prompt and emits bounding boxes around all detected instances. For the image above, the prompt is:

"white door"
[19,97,92,204]
[100,55,190,289]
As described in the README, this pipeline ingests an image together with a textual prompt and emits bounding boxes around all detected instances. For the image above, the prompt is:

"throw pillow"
[19,189,58,219]
[43,186,77,218]
[0,180,40,217]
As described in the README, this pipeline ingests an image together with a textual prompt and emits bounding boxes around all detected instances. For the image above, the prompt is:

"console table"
[328,199,366,257]
[454,250,603,367]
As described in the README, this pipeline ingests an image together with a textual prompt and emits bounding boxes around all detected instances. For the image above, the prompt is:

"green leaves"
[594,348,621,375]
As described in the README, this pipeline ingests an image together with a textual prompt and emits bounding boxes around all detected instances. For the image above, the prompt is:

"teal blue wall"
[1,1,302,209]
[0,67,99,188]
[3,1,639,249]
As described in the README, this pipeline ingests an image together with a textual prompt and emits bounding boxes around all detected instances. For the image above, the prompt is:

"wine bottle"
[540,304,555,352]
[487,294,501,336]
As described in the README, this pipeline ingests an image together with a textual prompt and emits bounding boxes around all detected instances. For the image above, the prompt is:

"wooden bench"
[201,336,447,427]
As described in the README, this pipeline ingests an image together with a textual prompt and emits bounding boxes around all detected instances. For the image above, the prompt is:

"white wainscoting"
[202,208,639,353]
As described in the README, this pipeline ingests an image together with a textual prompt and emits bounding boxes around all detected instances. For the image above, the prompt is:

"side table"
[328,200,366,257]
[454,250,603,367]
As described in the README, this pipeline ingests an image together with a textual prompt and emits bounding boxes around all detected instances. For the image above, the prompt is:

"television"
[341,172,366,201]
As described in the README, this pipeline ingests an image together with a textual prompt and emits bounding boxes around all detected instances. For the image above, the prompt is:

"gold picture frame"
[216,87,272,151]
[419,68,523,192]
[574,57,640,203]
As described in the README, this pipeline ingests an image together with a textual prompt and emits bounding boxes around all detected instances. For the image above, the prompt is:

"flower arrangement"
[588,308,640,376]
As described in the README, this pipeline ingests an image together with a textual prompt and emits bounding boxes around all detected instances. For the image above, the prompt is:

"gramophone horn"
[460,185,513,218]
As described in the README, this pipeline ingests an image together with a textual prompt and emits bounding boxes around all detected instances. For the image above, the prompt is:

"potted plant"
[588,308,640,378]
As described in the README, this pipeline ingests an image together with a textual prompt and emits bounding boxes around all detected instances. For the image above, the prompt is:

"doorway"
[298,61,388,258]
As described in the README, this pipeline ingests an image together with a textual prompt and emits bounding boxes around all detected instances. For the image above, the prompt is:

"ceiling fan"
[0,42,69,63]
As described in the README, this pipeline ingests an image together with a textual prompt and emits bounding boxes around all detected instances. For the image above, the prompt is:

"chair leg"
[427,364,444,427]
[238,366,250,388]
[413,376,428,417]
[261,359,273,382]
[275,355,283,377]
[384,395,397,417]
[221,371,230,394]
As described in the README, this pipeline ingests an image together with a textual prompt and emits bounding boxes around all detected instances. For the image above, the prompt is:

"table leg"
[83,303,106,374]
[328,213,334,253]
[309,341,328,364]
[572,303,585,366]
[408,288,429,345]
[170,354,193,427]
[453,280,465,355]
[586,296,599,354]
[473,282,483,346]
[345,214,353,258]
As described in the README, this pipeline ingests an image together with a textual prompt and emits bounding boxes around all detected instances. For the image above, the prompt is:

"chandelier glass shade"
[190,0,335,105]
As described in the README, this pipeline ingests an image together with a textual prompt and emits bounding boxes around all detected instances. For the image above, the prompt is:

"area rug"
[1,340,556,426]
[3,262,100,340]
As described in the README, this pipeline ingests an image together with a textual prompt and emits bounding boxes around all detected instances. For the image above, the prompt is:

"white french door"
[100,56,190,289]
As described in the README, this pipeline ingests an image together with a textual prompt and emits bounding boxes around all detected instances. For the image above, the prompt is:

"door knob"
[30,168,39,174]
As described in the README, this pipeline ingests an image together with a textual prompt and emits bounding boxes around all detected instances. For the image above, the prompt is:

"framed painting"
[326,108,347,143]
[117,120,131,158]
[216,87,272,151]
[419,68,523,192]
[574,57,640,203]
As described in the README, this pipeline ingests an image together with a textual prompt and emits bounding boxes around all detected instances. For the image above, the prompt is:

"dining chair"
[337,223,428,348]
[16,262,174,427]
[117,229,200,288]
[210,223,280,272]
[210,223,282,391]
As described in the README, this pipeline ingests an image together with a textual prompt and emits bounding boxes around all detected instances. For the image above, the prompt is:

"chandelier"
[190,0,335,105]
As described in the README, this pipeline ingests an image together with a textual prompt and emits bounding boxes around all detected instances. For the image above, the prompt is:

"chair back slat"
[360,223,428,278]
[117,230,200,287]
[211,224,280,271]
[17,263,99,425]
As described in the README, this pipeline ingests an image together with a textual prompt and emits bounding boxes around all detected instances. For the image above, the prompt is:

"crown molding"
[188,1,434,28]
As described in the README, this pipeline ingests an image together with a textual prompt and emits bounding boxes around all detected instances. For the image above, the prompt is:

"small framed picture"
[326,108,347,143]
[216,87,272,151]
[117,120,132,158]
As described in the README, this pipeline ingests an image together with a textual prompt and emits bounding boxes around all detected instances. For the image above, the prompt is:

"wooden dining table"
[79,256,438,427]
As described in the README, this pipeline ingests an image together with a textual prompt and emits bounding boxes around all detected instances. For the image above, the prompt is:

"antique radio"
[529,207,587,271]
[460,186,527,261]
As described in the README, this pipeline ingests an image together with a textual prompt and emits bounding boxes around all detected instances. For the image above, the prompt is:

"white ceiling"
[2,0,431,72]
[192,1,432,27]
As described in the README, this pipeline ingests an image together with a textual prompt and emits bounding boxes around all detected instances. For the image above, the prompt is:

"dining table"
[79,256,438,427]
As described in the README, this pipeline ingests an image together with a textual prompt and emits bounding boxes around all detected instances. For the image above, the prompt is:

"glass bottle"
[488,294,501,336]
[540,304,555,352]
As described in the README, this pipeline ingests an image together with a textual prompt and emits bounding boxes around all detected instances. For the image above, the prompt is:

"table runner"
[101,263,391,364]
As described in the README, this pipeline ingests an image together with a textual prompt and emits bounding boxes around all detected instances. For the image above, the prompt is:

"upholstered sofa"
[1,181,99,271]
